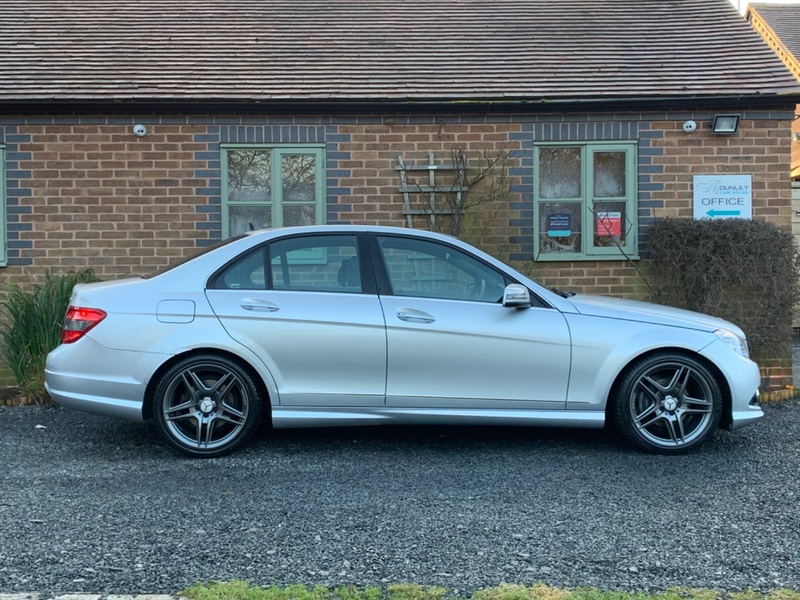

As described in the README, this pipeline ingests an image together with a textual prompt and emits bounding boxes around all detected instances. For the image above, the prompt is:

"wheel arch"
[143,348,273,425]
[604,346,732,430]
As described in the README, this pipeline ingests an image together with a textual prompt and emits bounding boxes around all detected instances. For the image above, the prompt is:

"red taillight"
[61,306,107,344]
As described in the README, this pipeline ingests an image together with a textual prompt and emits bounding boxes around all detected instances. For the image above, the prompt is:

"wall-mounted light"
[712,114,740,135]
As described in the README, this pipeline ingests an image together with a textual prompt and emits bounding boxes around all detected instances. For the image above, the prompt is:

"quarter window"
[213,247,268,290]
[534,142,637,260]
[222,145,325,237]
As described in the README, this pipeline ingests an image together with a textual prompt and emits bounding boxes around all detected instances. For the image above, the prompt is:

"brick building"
[747,2,800,179]
[746,4,800,321]
[0,2,798,318]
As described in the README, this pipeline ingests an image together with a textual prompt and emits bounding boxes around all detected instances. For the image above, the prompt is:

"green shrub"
[646,218,800,363]
[0,270,98,403]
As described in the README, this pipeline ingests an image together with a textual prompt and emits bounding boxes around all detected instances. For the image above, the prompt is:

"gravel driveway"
[0,402,798,597]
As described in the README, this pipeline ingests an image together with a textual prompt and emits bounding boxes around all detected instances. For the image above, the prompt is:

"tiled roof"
[0,0,798,104]
[748,3,800,82]
[749,3,800,59]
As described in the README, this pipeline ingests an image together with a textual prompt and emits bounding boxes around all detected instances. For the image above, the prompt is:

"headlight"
[714,328,749,358]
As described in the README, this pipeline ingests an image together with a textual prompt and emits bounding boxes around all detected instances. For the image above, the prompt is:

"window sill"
[535,254,640,262]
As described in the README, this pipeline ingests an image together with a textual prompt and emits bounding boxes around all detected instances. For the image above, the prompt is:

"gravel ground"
[0,402,799,597]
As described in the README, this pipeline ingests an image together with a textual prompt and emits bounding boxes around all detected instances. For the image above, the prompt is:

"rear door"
[205,233,387,407]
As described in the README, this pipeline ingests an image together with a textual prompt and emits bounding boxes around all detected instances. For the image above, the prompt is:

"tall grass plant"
[0,270,97,403]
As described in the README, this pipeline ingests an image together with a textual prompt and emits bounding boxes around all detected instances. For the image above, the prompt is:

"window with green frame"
[0,145,6,267]
[221,144,326,237]
[534,142,638,260]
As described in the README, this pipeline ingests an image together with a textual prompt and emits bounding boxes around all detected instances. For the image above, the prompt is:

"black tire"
[613,352,722,454]
[153,354,263,458]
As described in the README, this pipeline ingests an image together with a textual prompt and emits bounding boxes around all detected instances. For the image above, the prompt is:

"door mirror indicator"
[502,284,532,309]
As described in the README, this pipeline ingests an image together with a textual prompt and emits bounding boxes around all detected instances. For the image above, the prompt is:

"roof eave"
[1,93,799,115]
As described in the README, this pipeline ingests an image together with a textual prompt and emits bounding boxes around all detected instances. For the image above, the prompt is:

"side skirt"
[271,407,605,429]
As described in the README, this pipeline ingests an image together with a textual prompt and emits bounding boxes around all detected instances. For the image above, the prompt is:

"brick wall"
[647,116,792,223]
[0,107,793,295]
[1,122,213,274]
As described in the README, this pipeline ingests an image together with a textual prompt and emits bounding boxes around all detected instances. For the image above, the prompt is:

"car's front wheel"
[153,354,263,457]
[613,352,722,454]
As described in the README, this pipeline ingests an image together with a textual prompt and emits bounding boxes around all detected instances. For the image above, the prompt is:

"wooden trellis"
[394,151,469,230]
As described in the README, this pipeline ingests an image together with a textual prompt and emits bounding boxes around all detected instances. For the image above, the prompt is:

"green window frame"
[0,145,6,267]
[221,144,326,238]
[534,141,638,261]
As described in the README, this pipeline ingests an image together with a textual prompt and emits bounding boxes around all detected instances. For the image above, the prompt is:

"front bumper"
[699,339,764,430]
[729,391,763,431]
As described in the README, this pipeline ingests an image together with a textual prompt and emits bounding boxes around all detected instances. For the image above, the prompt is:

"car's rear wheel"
[613,352,721,454]
[153,354,263,458]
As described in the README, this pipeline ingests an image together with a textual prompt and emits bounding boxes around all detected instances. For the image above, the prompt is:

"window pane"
[228,150,272,202]
[539,147,581,199]
[229,205,272,237]
[593,202,627,247]
[214,249,266,290]
[282,154,316,202]
[539,203,582,254]
[378,237,506,303]
[283,205,316,227]
[594,152,626,198]
[269,235,360,293]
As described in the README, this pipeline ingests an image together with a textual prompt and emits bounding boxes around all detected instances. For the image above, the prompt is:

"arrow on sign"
[707,209,741,217]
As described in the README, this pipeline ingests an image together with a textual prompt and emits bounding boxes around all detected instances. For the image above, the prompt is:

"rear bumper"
[45,380,146,421]
[45,337,168,422]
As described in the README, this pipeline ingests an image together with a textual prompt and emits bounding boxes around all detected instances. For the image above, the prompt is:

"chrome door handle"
[396,309,435,323]
[240,298,280,312]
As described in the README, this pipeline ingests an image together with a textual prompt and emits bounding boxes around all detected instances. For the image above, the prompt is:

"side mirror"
[502,284,532,309]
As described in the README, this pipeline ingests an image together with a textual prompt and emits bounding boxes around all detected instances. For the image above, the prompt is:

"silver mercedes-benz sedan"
[45,225,763,457]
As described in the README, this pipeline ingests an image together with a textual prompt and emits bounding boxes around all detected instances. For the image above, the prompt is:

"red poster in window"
[596,211,622,237]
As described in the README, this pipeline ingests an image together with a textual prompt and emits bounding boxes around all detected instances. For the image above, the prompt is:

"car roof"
[245,224,457,240]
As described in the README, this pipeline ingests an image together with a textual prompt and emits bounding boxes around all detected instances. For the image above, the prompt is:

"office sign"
[693,175,752,220]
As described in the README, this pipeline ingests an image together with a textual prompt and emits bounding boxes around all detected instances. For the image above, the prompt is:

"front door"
[374,235,571,409]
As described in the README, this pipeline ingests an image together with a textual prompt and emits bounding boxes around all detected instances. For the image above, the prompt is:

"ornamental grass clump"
[0,270,98,404]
